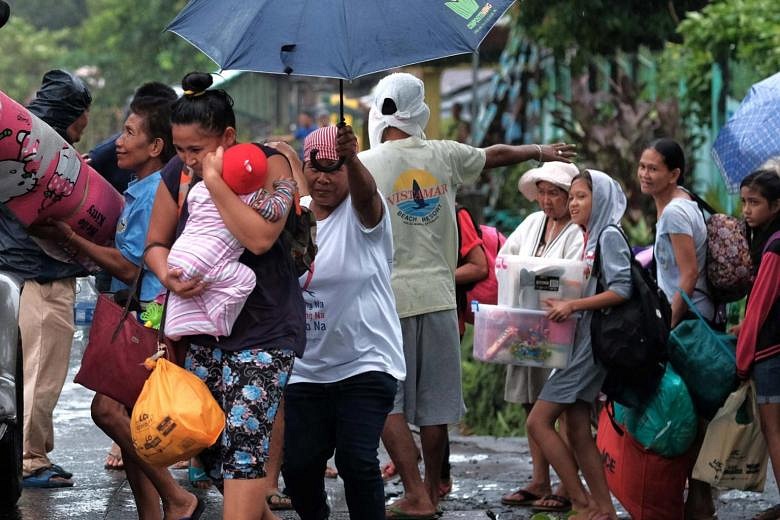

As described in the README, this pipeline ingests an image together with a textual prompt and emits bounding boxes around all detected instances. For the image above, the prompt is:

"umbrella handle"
[310,120,346,172]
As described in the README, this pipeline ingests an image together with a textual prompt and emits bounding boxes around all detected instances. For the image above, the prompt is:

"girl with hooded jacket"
[526,170,630,520]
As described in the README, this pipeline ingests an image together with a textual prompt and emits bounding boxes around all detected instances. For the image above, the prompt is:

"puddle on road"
[449,454,489,464]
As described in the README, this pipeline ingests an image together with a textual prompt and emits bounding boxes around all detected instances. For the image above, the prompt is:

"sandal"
[22,467,74,488]
[49,463,74,479]
[266,491,293,510]
[501,488,543,506]
[188,466,211,490]
[104,444,124,471]
[385,505,438,519]
[531,494,573,513]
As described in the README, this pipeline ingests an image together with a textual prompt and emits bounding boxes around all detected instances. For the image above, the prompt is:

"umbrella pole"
[339,79,345,125]
[310,78,347,172]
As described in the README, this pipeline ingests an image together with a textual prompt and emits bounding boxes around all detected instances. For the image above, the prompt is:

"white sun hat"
[517,161,580,202]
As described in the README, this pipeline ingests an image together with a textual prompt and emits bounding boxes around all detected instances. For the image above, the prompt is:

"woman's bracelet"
[534,144,543,162]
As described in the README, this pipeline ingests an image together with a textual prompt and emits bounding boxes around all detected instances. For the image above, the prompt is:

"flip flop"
[266,491,293,510]
[188,466,211,489]
[22,467,74,488]
[501,487,543,506]
[385,506,437,520]
[50,463,74,479]
[179,496,205,520]
[530,511,577,520]
[531,494,572,513]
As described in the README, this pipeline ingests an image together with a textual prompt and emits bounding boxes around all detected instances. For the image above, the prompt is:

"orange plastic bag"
[131,357,225,466]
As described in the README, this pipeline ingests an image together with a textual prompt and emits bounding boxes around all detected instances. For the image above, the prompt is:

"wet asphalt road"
[1,334,778,519]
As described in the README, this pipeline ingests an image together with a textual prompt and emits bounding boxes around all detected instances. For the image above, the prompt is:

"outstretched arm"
[30,220,138,284]
[483,142,576,169]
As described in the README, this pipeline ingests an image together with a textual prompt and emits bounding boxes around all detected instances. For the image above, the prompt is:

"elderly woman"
[273,125,405,520]
[499,162,583,514]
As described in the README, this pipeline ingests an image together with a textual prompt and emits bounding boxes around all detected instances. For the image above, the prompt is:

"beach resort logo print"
[388,169,448,226]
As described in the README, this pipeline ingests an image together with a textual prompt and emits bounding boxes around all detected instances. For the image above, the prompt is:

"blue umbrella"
[712,71,780,193]
[167,0,515,81]
[167,0,515,168]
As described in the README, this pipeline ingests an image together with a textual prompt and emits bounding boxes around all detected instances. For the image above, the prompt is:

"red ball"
[222,143,268,194]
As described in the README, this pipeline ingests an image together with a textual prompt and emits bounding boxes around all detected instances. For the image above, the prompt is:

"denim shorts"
[753,355,780,404]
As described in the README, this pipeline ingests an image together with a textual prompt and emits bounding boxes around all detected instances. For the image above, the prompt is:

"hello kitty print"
[0,89,87,225]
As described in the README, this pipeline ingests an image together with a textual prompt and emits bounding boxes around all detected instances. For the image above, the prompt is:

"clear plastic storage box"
[495,255,586,310]
[472,303,576,368]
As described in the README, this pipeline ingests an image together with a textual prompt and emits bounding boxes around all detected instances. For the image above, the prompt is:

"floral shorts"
[185,344,295,487]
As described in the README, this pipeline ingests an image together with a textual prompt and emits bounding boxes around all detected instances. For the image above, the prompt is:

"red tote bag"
[74,270,183,409]
[597,406,692,520]
[74,293,168,408]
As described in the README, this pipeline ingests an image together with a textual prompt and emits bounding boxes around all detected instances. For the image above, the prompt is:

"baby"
[165,143,295,339]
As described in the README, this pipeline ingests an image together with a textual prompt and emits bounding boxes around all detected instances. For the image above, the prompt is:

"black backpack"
[591,225,671,408]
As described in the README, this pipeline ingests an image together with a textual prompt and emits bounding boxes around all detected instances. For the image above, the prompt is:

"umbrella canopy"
[712,71,780,193]
[167,0,515,81]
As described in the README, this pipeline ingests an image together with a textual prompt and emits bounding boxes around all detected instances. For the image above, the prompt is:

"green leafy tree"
[9,0,86,30]
[61,0,212,146]
[660,0,780,128]
[514,0,707,67]
[0,16,69,102]
[74,0,212,108]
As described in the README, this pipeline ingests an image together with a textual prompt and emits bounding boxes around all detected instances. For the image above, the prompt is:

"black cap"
[27,69,92,142]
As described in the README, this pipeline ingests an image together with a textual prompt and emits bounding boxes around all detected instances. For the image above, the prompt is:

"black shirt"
[160,150,305,356]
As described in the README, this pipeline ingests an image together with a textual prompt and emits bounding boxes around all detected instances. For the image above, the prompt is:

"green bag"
[614,364,697,457]
[668,291,738,420]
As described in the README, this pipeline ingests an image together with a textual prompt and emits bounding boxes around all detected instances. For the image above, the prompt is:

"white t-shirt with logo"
[290,195,406,384]
[359,137,487,318]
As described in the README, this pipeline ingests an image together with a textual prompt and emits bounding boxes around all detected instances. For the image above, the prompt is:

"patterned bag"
[690,193,752,302]
[283,192,317,277]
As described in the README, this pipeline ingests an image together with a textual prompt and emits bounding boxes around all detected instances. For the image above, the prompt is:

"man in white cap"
[358,72,576,518]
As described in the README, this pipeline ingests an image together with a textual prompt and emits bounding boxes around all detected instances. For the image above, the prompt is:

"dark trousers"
[283,371,397,520]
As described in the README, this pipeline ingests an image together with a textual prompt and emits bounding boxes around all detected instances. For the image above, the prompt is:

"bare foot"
[266,489,292,510]
[381,461,397,480]
[163,492,200,519]
[104,443,124,471]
